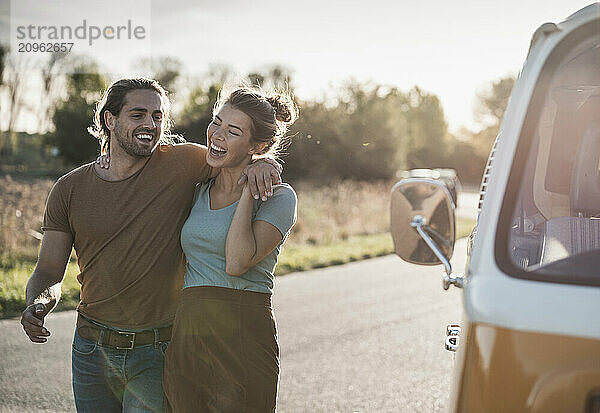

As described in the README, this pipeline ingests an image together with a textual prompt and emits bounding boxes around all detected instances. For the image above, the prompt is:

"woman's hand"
[238,158,282,201]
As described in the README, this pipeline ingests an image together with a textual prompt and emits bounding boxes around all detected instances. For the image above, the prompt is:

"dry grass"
[0,175,54,258]
[288,179,393,245]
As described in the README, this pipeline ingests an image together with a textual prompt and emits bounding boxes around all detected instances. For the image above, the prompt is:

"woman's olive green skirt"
[163,286,279,413]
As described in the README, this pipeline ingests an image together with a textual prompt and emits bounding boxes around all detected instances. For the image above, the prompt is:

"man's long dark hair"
[88,78,174,154]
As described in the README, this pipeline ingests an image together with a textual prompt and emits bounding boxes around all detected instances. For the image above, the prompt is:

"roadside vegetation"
[0,176,475,318]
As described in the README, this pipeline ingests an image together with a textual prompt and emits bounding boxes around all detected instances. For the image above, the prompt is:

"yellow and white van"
[391,4,600,412]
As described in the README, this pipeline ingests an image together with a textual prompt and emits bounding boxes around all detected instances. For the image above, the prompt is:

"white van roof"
[566,2,600,21]
[528,3,600,55]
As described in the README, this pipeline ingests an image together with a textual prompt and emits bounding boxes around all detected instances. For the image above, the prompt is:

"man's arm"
[20,231,73,343]
[98,142,283,199]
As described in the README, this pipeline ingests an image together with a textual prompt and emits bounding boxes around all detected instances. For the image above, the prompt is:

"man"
[20,78,281,412]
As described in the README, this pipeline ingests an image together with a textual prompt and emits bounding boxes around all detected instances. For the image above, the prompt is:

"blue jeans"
[72,328,169,413]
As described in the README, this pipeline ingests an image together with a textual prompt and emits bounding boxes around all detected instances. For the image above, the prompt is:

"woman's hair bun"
[266,94,297,124]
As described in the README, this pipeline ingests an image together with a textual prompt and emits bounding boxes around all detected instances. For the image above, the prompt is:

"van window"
[497,20,600,286]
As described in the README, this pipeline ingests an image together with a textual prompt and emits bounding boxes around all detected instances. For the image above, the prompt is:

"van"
[390,4,600,412]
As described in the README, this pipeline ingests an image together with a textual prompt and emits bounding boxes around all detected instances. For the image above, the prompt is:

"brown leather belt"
[77,316,172,350]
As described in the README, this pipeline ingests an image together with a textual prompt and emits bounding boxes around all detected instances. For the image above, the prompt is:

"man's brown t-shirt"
[43,143,212,329]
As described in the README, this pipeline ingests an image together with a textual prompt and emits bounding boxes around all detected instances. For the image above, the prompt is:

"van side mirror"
[390,178,463,289]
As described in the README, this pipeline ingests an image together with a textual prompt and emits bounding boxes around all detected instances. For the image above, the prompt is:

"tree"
[1,52,33,157]
[45,63,107,164]
[173,83,220,144]
[437,75,517,186]
[0,43,6,158]
[206,63,231,86]
[0,44,6,86]
[247,72,265,88]
[284,101,345,181]
[285,82,434,183]
[336,83,410,179]
[475,76,516,127]
[139,57,182,94]
[441,138,488,186]
[473,75,516,153]
[172,64,231,143]
[404,87,449,168]
[248,65,293,90]
[39,52,68,133]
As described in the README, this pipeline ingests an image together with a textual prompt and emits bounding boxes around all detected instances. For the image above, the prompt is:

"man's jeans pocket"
[72,330,98,356]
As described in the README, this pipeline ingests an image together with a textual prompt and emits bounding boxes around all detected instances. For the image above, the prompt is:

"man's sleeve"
[42,178,72,234]
[253,184,298,239]
[180,143,214,183]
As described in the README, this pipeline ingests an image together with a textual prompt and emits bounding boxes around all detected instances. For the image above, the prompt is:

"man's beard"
[115,129,157,158]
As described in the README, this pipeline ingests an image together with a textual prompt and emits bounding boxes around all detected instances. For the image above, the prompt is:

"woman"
[162,87,298,412]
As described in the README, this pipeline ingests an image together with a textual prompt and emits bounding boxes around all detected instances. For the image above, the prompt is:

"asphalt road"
[1,192,475,412]
[275,240,466,413]
[0,240,466,413]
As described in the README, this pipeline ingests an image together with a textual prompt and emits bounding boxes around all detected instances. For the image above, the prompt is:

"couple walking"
[20,77,299,412]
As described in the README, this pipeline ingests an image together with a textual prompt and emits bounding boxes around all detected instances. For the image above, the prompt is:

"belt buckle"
[115,331,136,350]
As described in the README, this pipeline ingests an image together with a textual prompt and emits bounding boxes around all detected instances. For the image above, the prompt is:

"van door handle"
[445,336,459,352]
[445,324,461,352]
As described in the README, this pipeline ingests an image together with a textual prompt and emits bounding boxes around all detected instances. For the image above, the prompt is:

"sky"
[1,0,596,133]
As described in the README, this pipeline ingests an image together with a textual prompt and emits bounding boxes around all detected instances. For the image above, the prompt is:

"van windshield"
[505,24,600,284]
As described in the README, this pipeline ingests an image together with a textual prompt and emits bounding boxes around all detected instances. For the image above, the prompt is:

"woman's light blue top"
[181,179,297,294]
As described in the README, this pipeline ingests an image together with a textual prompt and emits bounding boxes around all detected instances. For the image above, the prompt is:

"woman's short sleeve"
[253,184,297,238]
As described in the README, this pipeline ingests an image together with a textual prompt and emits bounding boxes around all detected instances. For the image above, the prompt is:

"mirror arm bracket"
[411,215,464,290]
